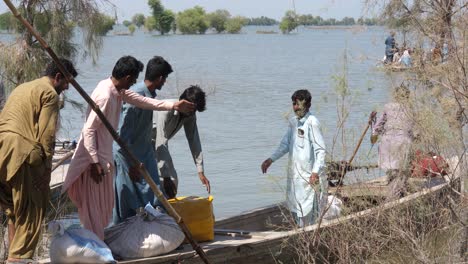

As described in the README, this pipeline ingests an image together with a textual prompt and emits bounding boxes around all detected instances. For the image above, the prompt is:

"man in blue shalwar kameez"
[261,89,327,227]
[112,56,173,224]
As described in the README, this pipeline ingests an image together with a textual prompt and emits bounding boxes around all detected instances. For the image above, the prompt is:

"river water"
[3,26,394,219]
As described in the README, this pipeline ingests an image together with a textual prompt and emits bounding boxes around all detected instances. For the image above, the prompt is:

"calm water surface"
[5,26,395,218]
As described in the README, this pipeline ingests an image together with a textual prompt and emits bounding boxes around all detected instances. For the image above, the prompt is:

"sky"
[0,0,368,23]
[99,0,368,22]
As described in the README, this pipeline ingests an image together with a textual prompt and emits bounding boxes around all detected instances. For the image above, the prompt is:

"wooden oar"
[51,150,74,172]
[334,112,377,184]
[3,1,211,263]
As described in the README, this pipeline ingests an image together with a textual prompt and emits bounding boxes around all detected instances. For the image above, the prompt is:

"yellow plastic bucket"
[168,196,214,242]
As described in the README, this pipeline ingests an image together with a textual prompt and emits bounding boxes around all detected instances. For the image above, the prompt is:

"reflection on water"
[3,26,393,219]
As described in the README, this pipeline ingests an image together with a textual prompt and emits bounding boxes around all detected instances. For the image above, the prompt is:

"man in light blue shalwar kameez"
[262,90,327,227]
[112,56,173,224]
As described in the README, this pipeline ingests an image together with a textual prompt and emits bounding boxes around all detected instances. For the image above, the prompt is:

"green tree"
[158,9,175,35]
[279,10,298,34]
[0,1,109,91]
[207,9,230,33]
[123,20,132,27]
[148,0,174,35]
[128,24,136,35]
[176,6,208,34]
[95,14,116,36]
[0,12,13,31]
[225,16,246,34]
[247,16,278,26]
[132,13,146,28]
[144,16,157,32]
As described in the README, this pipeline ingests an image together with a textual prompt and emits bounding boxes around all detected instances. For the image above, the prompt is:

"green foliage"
[0,12,13,31]
[207,9,230,33]
[246,16,278,26]
[148,0,174,35]
[0,0,108,92]
[225,16,246,34]
[128,24,136,35]
[95,14,116,36]
[132,13,146,28]
[356,17,379,26]
[176,6,208,34]
[145,16,157,32]
[158,9,175,35]
[279,10,298,34]
[123,20,132,27]
[148,0,164,16]
[297,14,372,26]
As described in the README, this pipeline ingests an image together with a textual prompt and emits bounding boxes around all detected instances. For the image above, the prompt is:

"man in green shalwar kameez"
[0,59,77,263]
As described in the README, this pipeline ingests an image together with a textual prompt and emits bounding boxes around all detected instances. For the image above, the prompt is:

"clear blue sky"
[0,0,367,22]
[103,0,366,22]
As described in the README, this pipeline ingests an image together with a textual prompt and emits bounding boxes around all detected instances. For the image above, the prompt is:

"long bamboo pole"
[336,112,375,183]
[3,1,211,263]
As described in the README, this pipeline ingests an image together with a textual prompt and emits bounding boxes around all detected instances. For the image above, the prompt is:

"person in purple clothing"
[370,85,415,200]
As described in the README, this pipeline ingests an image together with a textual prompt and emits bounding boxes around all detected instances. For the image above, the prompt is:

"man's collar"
[297,111,311,122]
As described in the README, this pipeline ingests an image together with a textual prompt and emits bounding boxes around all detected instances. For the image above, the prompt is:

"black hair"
[291,89,312,104]
[112,56,144,79]
[44,58,78,78]
[145,56,173,81]
[179,85,206,112]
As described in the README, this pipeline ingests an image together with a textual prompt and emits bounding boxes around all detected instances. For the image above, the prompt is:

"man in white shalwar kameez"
[261,89,327,227]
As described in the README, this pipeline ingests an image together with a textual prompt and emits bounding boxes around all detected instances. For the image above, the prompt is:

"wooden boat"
[40,155,462,264]
[40,152,468,264]
[113,177,457,264]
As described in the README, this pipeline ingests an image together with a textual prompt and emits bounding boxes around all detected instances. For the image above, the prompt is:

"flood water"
[4,26,395,219]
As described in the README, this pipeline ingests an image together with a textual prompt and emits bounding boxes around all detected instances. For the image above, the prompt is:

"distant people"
[112,56,174,224]
[385,31,396,64]
[0,59,77,262]
[261,89,327,227]
[398,49,412,67]
[155,85,210,199]
[370,85,414,200]
[62,56,195,239]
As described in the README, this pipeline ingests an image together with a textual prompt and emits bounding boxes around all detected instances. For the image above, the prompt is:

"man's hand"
[261,158,273,173]
[370,134,378,144]
[163,178,177,199]
[309,173,319,185]
[174,100,195,114]
[33,168,51,191]
[198,172,211,194]
[90,163,105,184]
[129,163,143,182]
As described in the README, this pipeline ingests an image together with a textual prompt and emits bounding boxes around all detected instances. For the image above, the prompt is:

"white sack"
[48,221,115,264]
[104,204,185,259]
[323,195,343,220]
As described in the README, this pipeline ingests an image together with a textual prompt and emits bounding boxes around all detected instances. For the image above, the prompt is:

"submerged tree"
[0,12,14,31]
[176,6,208,34]
[279,10,298,34]
[225,16,247,34]
[132,13,146,28]
[148,0,175,35]
[207,9,231,33]
[0,0,114,94]
[95,13,116,36]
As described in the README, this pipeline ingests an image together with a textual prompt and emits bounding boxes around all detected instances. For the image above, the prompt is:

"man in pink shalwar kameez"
[62,56,194,239]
